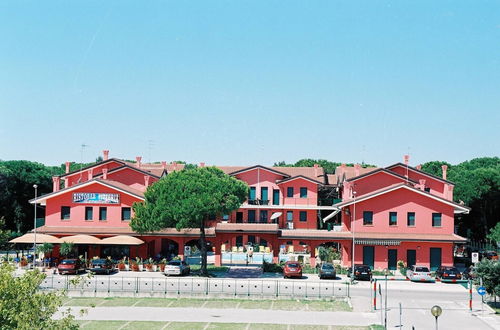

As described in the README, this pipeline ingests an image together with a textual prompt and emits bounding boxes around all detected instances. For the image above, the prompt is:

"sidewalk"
[62,307,379,326]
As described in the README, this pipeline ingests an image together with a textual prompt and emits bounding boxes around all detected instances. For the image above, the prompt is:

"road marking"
[287,324,291,330]
[160,321,171,330]
[117,321,130,329]
[202,322,211,330]
[235,301,241,309]
[245,323,250,330]
[62,299,73,306]
[166,300,174,307]
[132,300,141,307]
[270,300,275,310]
[96,300,106,307]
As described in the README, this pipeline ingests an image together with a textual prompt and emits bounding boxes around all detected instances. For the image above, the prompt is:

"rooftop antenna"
[361,145,366,167]
[78,143,89,183]
[147,140,155,163]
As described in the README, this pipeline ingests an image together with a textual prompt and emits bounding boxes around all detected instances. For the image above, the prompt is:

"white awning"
[99,235,144,245]
[59,235,102,244]
[270,212,282,220]
[10,233,60,244]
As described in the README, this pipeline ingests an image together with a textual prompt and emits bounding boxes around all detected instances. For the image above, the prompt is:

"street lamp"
[33,184,38,269]
[431,305,442,330]
[351,191,357,283]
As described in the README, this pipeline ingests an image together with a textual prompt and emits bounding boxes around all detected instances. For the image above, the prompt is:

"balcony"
[247,199,270,206]
[241,198,337,210]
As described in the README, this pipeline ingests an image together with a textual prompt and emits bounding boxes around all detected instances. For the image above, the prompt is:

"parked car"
[283,261,303,278]
[347,265,372,281]
[57,259,85,275]
[435,266,462,280]
[407,265,433,282]
[318,263,337,279]
[164,260,190,276]
[484,251,498,260]
[462,266,477,280]
[88,258,115,275]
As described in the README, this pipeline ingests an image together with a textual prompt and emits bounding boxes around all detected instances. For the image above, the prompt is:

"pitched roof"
[95,165,161,179]
[334,182,470,214]
[334,166,379,183]
[59,158,127,178]
[225,165,291,178]
[276,175,324,185]
[346,168,418,184]
[216,165,325,183]
[385,162,454,185]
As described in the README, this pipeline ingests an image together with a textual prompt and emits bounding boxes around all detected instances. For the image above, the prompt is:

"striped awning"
[355,239,401,246]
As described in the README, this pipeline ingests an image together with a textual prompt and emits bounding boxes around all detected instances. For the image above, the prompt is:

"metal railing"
[39,276,350,299]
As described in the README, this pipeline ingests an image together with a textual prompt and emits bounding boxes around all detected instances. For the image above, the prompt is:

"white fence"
[39,276,350,299]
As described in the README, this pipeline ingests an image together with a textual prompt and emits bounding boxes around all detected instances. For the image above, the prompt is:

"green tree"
[0,263,78,329]
[487,222,500,246]
[475,259,500,303]
[131,167,248,276]
[59,242,75,258]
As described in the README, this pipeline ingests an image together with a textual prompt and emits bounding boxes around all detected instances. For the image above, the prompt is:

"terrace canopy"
[10,233,60,244]
[58,235,102,244]
[99,235,144,245]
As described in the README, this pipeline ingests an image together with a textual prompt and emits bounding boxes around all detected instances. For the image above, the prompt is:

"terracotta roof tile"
[37,226,216,237]
[216,223,279,233]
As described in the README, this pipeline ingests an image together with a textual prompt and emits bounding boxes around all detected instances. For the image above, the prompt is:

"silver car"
[407,265,433,282]
[164,260,190,276]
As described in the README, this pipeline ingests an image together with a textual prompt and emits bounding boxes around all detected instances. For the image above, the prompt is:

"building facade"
[30,151,469,270]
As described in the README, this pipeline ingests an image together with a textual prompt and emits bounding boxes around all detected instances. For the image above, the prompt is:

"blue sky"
[1,1,499,167]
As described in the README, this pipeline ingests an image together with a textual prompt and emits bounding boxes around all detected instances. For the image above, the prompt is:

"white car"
[164,260,190,276]
[407,265,433,282]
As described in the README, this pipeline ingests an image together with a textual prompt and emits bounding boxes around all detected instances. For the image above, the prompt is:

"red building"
[31,151,469,270]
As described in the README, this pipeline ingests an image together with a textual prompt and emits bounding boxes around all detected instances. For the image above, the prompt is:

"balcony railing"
[244,198,320,207]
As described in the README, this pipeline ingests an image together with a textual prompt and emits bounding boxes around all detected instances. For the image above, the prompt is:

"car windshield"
[168,261,181,266]
[92,259,106,264]
[415,267,430,272]
[287,263,300,268]
[356,266,370,271]
[444,267,457,272]
[61,259,75,265]
[322,264,334,270]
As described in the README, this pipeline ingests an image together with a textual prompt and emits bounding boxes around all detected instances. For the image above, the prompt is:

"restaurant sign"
[73,192,120,204]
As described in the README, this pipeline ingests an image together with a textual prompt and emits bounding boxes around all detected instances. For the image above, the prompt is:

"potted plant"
[117,258,126,271]
[37,243,54,270]
[20,257,28,268]
[145,258,154,272]
[159,258,167,272]
[59,242,75,259]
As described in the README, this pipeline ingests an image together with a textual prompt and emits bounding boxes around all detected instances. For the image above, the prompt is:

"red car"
[283,261,303,278]
[58,259,86,275]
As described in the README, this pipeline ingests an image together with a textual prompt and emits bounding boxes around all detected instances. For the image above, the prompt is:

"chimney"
[418,179,426,191]
[416,164,422,170]
[87,169,93,181]
[64,178,69,188]
[52,176,60,192]
[144,175,150,187]
[135,156,142,168]
[199,162,205,168]
[313,164,319,177]
[65,162,71,173]
[161,161,167,170]
[102,168,108,180]
[441,165,448,180]
[404,155,410,165]
[354,163,361,177]
[102,150,109,161]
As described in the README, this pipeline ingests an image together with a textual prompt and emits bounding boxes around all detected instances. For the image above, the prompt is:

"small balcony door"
[248,210,256,223]
[272,189,280,205]
[236,212,243,223]
[388,249,397,270]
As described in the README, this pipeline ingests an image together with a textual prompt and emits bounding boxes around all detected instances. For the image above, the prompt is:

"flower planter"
[138,264,144,272]
[152,265,158,272]
[159,264,166,272]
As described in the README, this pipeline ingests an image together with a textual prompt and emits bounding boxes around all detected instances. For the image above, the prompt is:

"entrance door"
[407,250,416,268]
[236,212,243,223]
[363,246,375,269]
[388,249,397,270]
[430,247,442,271]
